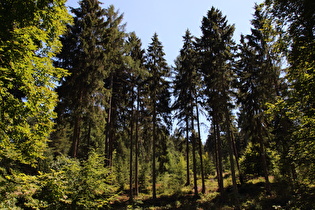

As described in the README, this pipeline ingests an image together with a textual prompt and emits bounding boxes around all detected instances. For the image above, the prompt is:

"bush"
[0,152,117,209]
[239,142,273,178]
[158,151,186,195]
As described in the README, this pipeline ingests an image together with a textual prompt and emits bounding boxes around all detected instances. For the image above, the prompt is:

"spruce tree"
[125,32,147,200]
[173,29,205,195]
[103,5,127,166]
[128,33,147,196]
[54,0,109,158]
[146,33,171,199]
[198,7,238,200]
[236,4,281,193]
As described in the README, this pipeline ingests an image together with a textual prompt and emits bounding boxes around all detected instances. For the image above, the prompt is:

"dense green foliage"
[0,0,314,208]
[0,0,72,208]
[0,0,71,168]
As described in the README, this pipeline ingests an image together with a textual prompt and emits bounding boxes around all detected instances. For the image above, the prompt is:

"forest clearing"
[110,175,315,209]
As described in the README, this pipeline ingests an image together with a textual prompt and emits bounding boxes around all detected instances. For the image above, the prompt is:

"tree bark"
[213,122,219,186]
[152,102,157,199]
[87,122,92,158]
[129,93,134,201]
[195,101,205,193]
[71,116,81,158]
[231,131,244,185]
[185,115,190,186]
[225,109,239,206]
[105,72,114,166]
[135,88,140,196]
[258,132,271,194]
[191,114,198,196]
[215,118,224,197]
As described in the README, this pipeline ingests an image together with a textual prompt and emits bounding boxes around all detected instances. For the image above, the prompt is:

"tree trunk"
[195,102,205,193]
[213,122,219,186]
[231,131,244,185]
[87,122,92,158]
[258,124,271,194]
[129,93,134,201]
[259,138,271,193]
[215,118,224,197]
[225,109,239,206]
[105,72,114,166]
[191,117,198,196]
[185,115,190,186]
[135,88,140,196]
[71,116,81,158]
[152,103,157,199]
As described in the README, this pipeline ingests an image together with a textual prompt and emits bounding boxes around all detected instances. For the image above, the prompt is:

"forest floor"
[110,176,315,209]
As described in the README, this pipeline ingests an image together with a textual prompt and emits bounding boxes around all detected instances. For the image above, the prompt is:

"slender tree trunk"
[191,115,198,196]
[135,88,140,196]
[105,72,114,166]
[129,93,134,201]
[213,122,219,187]
[191,132,198,196]
[152,103,157,199]
[87,122,92,157]
[71,116,81,158]
[195,102,205,193]
[258,125,271,194]
[231,131,244,185]
[259,138,271,193]
[185,115,190,186]
[215,118,224,197]
[225,110,239,207]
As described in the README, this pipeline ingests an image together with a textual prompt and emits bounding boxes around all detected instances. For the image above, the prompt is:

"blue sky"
[66,0,263,65]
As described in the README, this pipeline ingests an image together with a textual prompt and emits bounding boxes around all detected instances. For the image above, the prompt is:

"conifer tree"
[146,33,171,199]
[54,0,109,158]
[125,32,147,200]
[173,30,195,188]
[236,4,281,193]
[198,7,238,199]
[173,29,205,195]
[128,34,147,196]
[102,5,128,166]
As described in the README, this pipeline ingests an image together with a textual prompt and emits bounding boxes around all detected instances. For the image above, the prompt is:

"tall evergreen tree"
[236,4,282,193]
[54,0,109,158]
[146,33,171,199]
[198,7,238,200]
[103,5,127,166]
[125,32,147,200]
[128,34,148,196]
[173,29,205,195]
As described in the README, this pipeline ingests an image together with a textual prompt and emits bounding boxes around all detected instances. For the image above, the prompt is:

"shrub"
[0,152,117,209]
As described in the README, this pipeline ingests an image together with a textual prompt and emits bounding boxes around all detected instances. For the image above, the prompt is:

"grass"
[110,175,315,209]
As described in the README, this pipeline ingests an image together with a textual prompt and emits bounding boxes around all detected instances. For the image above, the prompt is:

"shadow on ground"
[110,181,315,209]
